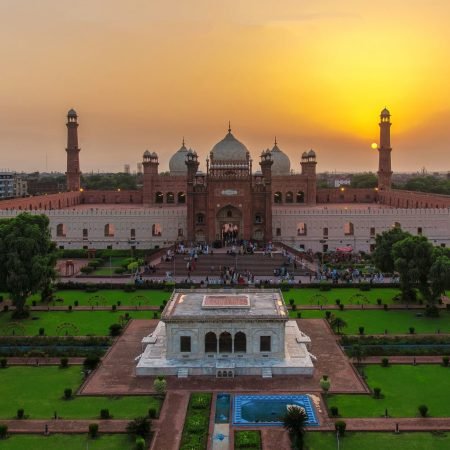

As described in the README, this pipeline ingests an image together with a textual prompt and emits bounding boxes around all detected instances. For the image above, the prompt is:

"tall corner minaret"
[65,109,81,191]
[377,107,393,191]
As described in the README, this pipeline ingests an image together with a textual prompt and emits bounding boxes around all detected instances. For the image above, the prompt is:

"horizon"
[1,1,450,173]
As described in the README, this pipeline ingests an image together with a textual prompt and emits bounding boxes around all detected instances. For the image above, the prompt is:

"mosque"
[0,108,449,252]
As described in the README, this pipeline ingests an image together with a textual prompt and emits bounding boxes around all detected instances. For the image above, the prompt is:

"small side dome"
[307,149,316,158]
[143,150,151,158]
[169,140,189,176]
[151,151,158,158]
[270,140,291,175]
[301,151,308,159]
[67,108,77,117]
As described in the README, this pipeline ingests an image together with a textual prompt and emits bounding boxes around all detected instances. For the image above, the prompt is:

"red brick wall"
[80,190,143,204]
[0,191,81,211]
[378,189,450,209]
[316,188,378,204]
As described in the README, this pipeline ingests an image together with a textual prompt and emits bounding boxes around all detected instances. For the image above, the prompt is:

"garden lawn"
[0,366,161,419]
[0,311,156,336]
[292,310,450,334]
[27,289,171,307]
[283,287,401,306]
[0,434,135,450]
[304,432,450,450]
[180,393,212,450]
[327,365,450,418]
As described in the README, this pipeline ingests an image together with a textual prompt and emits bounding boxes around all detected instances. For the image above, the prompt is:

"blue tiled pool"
[215,393,231,423]
[233,394,319,426]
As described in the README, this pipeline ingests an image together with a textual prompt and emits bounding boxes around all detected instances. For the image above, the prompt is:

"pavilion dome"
[270,141,291,175]
[211,127,249,161]
[67,108,77,116]
[169,141,189,176]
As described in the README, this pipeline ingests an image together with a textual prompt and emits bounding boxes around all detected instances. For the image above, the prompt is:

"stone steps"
[261,367,273,378]
[177,368,189,378]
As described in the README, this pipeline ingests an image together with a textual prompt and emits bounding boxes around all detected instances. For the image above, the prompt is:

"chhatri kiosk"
[136,289,314,378]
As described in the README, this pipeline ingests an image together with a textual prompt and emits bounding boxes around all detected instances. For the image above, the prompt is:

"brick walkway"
[0,419,130,433]
[150,391,189,450]
[5,357,85,366]
[360,356,446,365]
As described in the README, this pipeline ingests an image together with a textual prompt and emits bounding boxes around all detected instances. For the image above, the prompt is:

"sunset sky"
[1,0,449,174]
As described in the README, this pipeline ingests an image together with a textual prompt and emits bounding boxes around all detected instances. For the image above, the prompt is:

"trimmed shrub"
[74,300,79,307]
[38,327,45,336]
[381,358,389,367]
[159,305,164,312]
[339,303,344,311]
[377,298,382,306]
[191,393,210,410]
[335,299,341,306]
[89,423,99,438]
[0,424,8,439]
[291,304,297,311]
[100,409,111,419]
[64,388,72,400]
[289,299,295,306]
[68,305,73,312]
[153,377,167,396]
[0,359,6,369]
[443,356,449,367]
[60,358,69,368]
[148,408,157,419]
[126,417,151,439]
[17,408,25,419]
[109,323,123,337]
[153,312,158,319]
[418,404,428,417]
[330,406,339,417]
[325,311,332,321]
[335,420,347,436]
[383,304,388,310]
[297,312,302,318]
[373,387,382,399]
[358,326,364,335]
[112,304,117,312]
[32,300,37,307]
[409,327,415,335]
[136,437,146,450]
[84,355,101,371]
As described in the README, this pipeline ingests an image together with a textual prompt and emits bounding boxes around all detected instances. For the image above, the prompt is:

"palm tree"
[350,344,365,366]
[282,406,308,450]
[330,316,347,334]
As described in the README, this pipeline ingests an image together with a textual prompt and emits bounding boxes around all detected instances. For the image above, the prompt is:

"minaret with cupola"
[185,149,200,241]
[260,149,273,240]
[142,151,159,205]
[377,108,393,191]
[65,109,81,191]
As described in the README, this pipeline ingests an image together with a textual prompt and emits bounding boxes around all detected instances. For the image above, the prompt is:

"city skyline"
[1,0,449,173]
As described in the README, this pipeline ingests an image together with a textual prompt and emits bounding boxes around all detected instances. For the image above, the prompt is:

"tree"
[350,172,378,188]
[372,228,411,274]
[330,316,347,334]
[126,417,151,439]
[153,377,167,396]
[350,344,365,366]
[392,236,434,302]
[282,406,308,450]
[429,253,450,302]
[0,214,57,317]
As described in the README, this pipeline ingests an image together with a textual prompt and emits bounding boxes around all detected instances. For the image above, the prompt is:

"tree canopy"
[372,227,411,273]
[397,175,450,195]
[350,172,378,188]
[0,214,57,316]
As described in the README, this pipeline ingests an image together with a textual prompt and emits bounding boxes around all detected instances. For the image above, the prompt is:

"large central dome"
[210,128,249,161]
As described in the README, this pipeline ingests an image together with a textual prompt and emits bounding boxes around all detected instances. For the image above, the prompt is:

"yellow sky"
[1,0,449,173]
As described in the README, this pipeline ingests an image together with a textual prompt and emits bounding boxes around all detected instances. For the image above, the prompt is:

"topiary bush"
[148,407,157,419]
[330,406,339,417]
[335,420,346,436]
[0,424,7,439]
[84,355,101,371]
[60,357,69,368]
[381,358,389,367]
[443,356,449,367]
[64,388,72,400]
[418,404,428,417]
[89,423,99,438]
[359,326,365,335]
[373,387,382,399]
[409,327,415,335]
[100,409,111,419]
[0,359,7,369]
[135,437,146,450]
[16,408,25,419]
[109,323,123,337]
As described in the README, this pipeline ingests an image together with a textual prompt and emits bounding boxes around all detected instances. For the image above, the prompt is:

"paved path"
[358,356,447,365]
[0,419,130,433]
[4,357,85,366]
[150,391,189,450]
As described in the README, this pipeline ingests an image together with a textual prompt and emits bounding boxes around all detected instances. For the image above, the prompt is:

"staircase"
[261,367,273,378]
[157,252,313,277]
[177,368,189,378]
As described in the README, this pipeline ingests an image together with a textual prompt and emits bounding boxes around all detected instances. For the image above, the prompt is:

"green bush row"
[180,393,212,450]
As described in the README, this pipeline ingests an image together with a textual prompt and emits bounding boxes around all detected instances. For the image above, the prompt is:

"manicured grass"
[304,432,450,450]
[27,289,171,307]
[0,366,161,419]
[292,310,450,334]
[180,392,212,450]
[283,287,401,306]
[0,311,157,336]
[235,430,261,449]
[0,434,135,450]
[327,365,450,418]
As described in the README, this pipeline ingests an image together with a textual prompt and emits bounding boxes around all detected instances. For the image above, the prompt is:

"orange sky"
[1,0,449,173]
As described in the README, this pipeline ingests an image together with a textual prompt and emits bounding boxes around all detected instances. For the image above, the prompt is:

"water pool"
[233,394,319,426]
[215,393,231,423]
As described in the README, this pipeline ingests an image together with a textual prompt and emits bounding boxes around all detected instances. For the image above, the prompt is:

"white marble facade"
[136,289,314,377]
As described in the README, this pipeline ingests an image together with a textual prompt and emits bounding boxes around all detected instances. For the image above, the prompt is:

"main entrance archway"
[216,205,242,244]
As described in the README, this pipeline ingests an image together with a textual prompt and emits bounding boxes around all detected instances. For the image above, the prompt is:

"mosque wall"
[378,189,450,209]
[81,189,143,204]
[0,191,81,211]
[316,188,378,204]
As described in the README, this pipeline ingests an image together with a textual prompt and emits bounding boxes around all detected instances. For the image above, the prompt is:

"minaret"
[185,149,199,241]
[65,109,81,191]
[142,151,159,205]
[260,150,273,241]
[377,108,393,190]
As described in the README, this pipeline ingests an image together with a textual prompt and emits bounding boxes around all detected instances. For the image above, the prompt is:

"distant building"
[333,177,351,188]
[0,172,27,199]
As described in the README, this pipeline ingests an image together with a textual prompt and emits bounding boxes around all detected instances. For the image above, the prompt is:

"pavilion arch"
[152,223,162,236]
[219,332,232,353]
[285,191,293,203]
[297,222,307,236]
[56,223,67,237]
[166,192,175,203]
[155,192,163,204]
[344,222,354,236]
[205,332,217,353]
[274,192,282,203]
[296,191,305,203]
[234,331,247,352]
[104,223,115,237]
[177,192,186,204]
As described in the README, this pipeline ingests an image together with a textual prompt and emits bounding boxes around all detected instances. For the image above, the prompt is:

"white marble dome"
[270,142,291,175]
[169,141,189,176]
[211,129,249,161]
